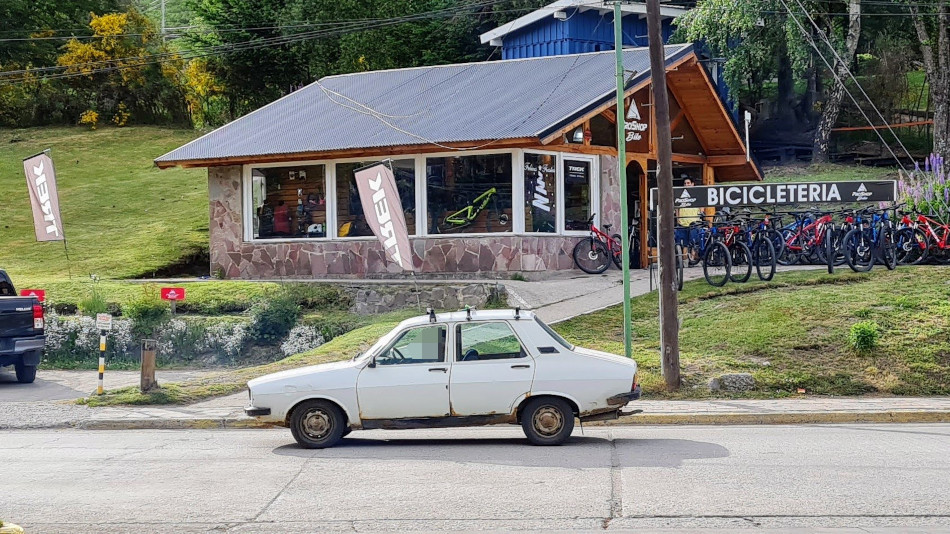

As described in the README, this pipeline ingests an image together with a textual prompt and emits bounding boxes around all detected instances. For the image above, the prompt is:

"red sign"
[20,289,46,302]
[160,287,186,301]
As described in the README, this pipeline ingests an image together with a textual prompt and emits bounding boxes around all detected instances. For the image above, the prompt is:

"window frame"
[375,323,448,366]
[454,320,530,363]
[240,149,599,243]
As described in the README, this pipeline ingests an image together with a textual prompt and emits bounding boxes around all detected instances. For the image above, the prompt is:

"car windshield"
[534,316,574,351]
[352,326,403,362]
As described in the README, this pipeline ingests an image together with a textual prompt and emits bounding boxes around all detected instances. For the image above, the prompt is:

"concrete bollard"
[141,339,158,393]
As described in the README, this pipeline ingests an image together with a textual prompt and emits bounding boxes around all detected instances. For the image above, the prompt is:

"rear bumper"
[0,337,44,366]
[245,406,271,417]
[607,385,642,406]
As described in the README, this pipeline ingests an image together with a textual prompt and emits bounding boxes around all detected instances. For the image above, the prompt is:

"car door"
[449,321,535,416]
[356,324,450,420]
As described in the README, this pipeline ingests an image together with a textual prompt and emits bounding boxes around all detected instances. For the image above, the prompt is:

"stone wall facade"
[209,163,622,279]
[349,283,503,315]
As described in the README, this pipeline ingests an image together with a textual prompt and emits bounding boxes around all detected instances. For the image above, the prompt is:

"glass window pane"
[335,160,416,237]
[251,165,327,239]
[523,153,557,233]
[426,154,512,234]
[377,325,446,365]
[564,159,592,231]
[457,322,526,361]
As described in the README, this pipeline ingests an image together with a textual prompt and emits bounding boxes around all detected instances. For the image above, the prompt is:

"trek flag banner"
[23,151,65,242]
[649,180,897,210]
[353,161,413,271]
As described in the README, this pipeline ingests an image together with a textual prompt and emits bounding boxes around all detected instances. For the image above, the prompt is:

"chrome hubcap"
[302,409,331,439]
[533,406,563,436]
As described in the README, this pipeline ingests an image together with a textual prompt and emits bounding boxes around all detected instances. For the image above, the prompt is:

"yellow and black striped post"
[97,331,106,395]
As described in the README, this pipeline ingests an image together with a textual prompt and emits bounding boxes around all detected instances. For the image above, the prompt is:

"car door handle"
[511,364,531,369]
[429,367,448,372]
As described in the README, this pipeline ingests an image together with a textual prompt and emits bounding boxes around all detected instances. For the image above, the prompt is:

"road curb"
[74,417,281,431]
[34,410,950,431]
[602,410,950,426]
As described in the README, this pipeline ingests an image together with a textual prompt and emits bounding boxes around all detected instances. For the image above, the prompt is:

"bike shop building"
[155,17,760,278]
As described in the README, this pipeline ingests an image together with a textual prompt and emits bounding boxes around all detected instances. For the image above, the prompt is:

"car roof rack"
[514,307,520,320]
[426,307,437,323]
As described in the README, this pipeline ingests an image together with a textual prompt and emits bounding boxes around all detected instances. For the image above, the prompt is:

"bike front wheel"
[844,228,874,272]
[753,237,776,281]
[729,241,753,283]
[880,226,898,270]
[610,234,624,269]
[573,238,610,274]
[895,227,928,265]
[703,241,732,287]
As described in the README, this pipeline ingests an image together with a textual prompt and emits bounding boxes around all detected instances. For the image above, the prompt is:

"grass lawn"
[558,266,950,398]
[0,126,203,284]
[82,266,950,406]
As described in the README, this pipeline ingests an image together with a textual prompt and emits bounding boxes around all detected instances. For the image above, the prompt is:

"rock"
[718,373,756,392]
[707,378,721,391]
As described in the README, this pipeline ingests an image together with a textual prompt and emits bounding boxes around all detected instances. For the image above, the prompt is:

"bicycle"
[896,211,950,265]
[442,187,510,231]
[573,214,624,274]
[684,220,732,286]
[843,206,898,272]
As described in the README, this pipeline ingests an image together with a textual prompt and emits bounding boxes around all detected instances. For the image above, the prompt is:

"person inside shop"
[675,176,703,261]
[272,200,291,236]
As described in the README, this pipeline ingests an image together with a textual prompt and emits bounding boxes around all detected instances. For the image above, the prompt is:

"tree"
[909,0,950,165]
[812,0,861,163]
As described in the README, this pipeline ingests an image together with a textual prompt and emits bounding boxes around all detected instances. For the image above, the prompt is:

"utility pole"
[645,0,681,388]
[161,0,166,40]
[612,1,633,360]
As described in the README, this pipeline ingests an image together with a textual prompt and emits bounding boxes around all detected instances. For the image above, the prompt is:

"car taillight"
[632,371,639,390]
[33,304,44,330]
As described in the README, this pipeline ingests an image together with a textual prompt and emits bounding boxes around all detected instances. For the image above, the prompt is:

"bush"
[849,320,881,354]
[294,284,352,311]
[280,325,326,356]
[78,281,108,317]
[125,285,170,338]
[249,291,300,344]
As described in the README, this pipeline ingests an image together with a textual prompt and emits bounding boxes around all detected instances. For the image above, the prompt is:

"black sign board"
[649,180,897,210]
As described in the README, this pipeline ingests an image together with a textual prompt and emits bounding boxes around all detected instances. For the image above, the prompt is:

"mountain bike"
[896,211,950,265]
[442,187,509,231]
[573,214,623,274]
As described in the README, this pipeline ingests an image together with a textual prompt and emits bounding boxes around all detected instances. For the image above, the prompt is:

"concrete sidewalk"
[5,396,949,431]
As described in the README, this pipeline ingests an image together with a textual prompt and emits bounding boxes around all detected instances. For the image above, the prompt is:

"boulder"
[717,373,756,392]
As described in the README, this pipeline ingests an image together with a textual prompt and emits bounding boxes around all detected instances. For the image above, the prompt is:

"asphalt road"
[2,424,949,533]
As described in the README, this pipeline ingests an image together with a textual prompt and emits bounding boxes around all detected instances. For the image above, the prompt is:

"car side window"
[457,322,526,362]
[376,325,446,366]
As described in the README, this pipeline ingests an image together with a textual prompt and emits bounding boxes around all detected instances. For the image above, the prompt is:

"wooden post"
[141,339,158,392]
[703,164,716,219]
[646,0,681,390]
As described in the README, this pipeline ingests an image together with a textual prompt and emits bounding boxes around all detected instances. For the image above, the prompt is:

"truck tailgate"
[0,297,37,339]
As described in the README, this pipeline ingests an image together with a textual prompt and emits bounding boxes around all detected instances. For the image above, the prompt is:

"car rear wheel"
[290,400,346,449]
[521,397,575,446]
[14,362,36,384]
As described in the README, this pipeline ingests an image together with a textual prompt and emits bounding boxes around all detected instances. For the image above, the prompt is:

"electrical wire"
[778,0,908,171]
[789,0,916,163]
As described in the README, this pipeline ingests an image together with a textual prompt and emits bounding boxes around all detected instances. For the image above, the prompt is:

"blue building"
[479,0,684,60]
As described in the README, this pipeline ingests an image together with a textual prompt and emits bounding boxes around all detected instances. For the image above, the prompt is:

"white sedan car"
[245,309,640,448]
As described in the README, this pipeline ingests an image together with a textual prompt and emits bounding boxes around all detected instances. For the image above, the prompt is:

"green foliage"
[509,272,528,282]
[249,290,301,344]
[78,279,108,316]
[849,320,881,354]
[125,285,170,337]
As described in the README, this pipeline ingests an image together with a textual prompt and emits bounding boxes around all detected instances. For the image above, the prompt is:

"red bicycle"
[573,214,624,274]
[896,212,950,264]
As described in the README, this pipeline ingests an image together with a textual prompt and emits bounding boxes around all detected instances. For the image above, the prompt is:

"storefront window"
[426,154,512,234]
[335,159,416,237]
[523,153,557,233]
[564,159,592,231]
[251,164,327,239]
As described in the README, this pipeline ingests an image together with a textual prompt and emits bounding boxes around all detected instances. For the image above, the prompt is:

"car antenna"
[514,307,520,320]
[427,307,436,323]
[465,306,472,321]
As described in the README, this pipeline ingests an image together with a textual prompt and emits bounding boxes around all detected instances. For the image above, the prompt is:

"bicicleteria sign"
[649,180,897,209]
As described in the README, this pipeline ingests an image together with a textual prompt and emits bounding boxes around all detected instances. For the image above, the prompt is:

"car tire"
[14,362,36,384]
[289,400,346,449]
[521,397,575,446]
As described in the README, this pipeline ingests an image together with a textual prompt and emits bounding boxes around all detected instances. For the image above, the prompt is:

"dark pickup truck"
[0,270,44,383]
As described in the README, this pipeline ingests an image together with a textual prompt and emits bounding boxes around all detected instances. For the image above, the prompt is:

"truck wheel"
[521,397,575,446]
[15,362,36,384]
[289,400,346,449]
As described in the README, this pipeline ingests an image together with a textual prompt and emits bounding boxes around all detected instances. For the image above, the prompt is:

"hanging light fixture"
[571,126,585,143]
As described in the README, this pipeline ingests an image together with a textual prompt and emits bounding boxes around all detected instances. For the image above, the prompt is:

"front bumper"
[244,406,271,417]
[607,385,642,406]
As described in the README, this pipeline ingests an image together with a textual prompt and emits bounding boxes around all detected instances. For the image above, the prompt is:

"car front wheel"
[521,397,575,446]
[290,400,346,449]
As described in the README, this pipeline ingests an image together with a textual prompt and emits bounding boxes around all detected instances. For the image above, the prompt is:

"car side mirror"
[367,356,376,368]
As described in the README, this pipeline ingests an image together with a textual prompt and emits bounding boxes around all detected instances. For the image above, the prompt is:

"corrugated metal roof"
[155,44,693,166]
